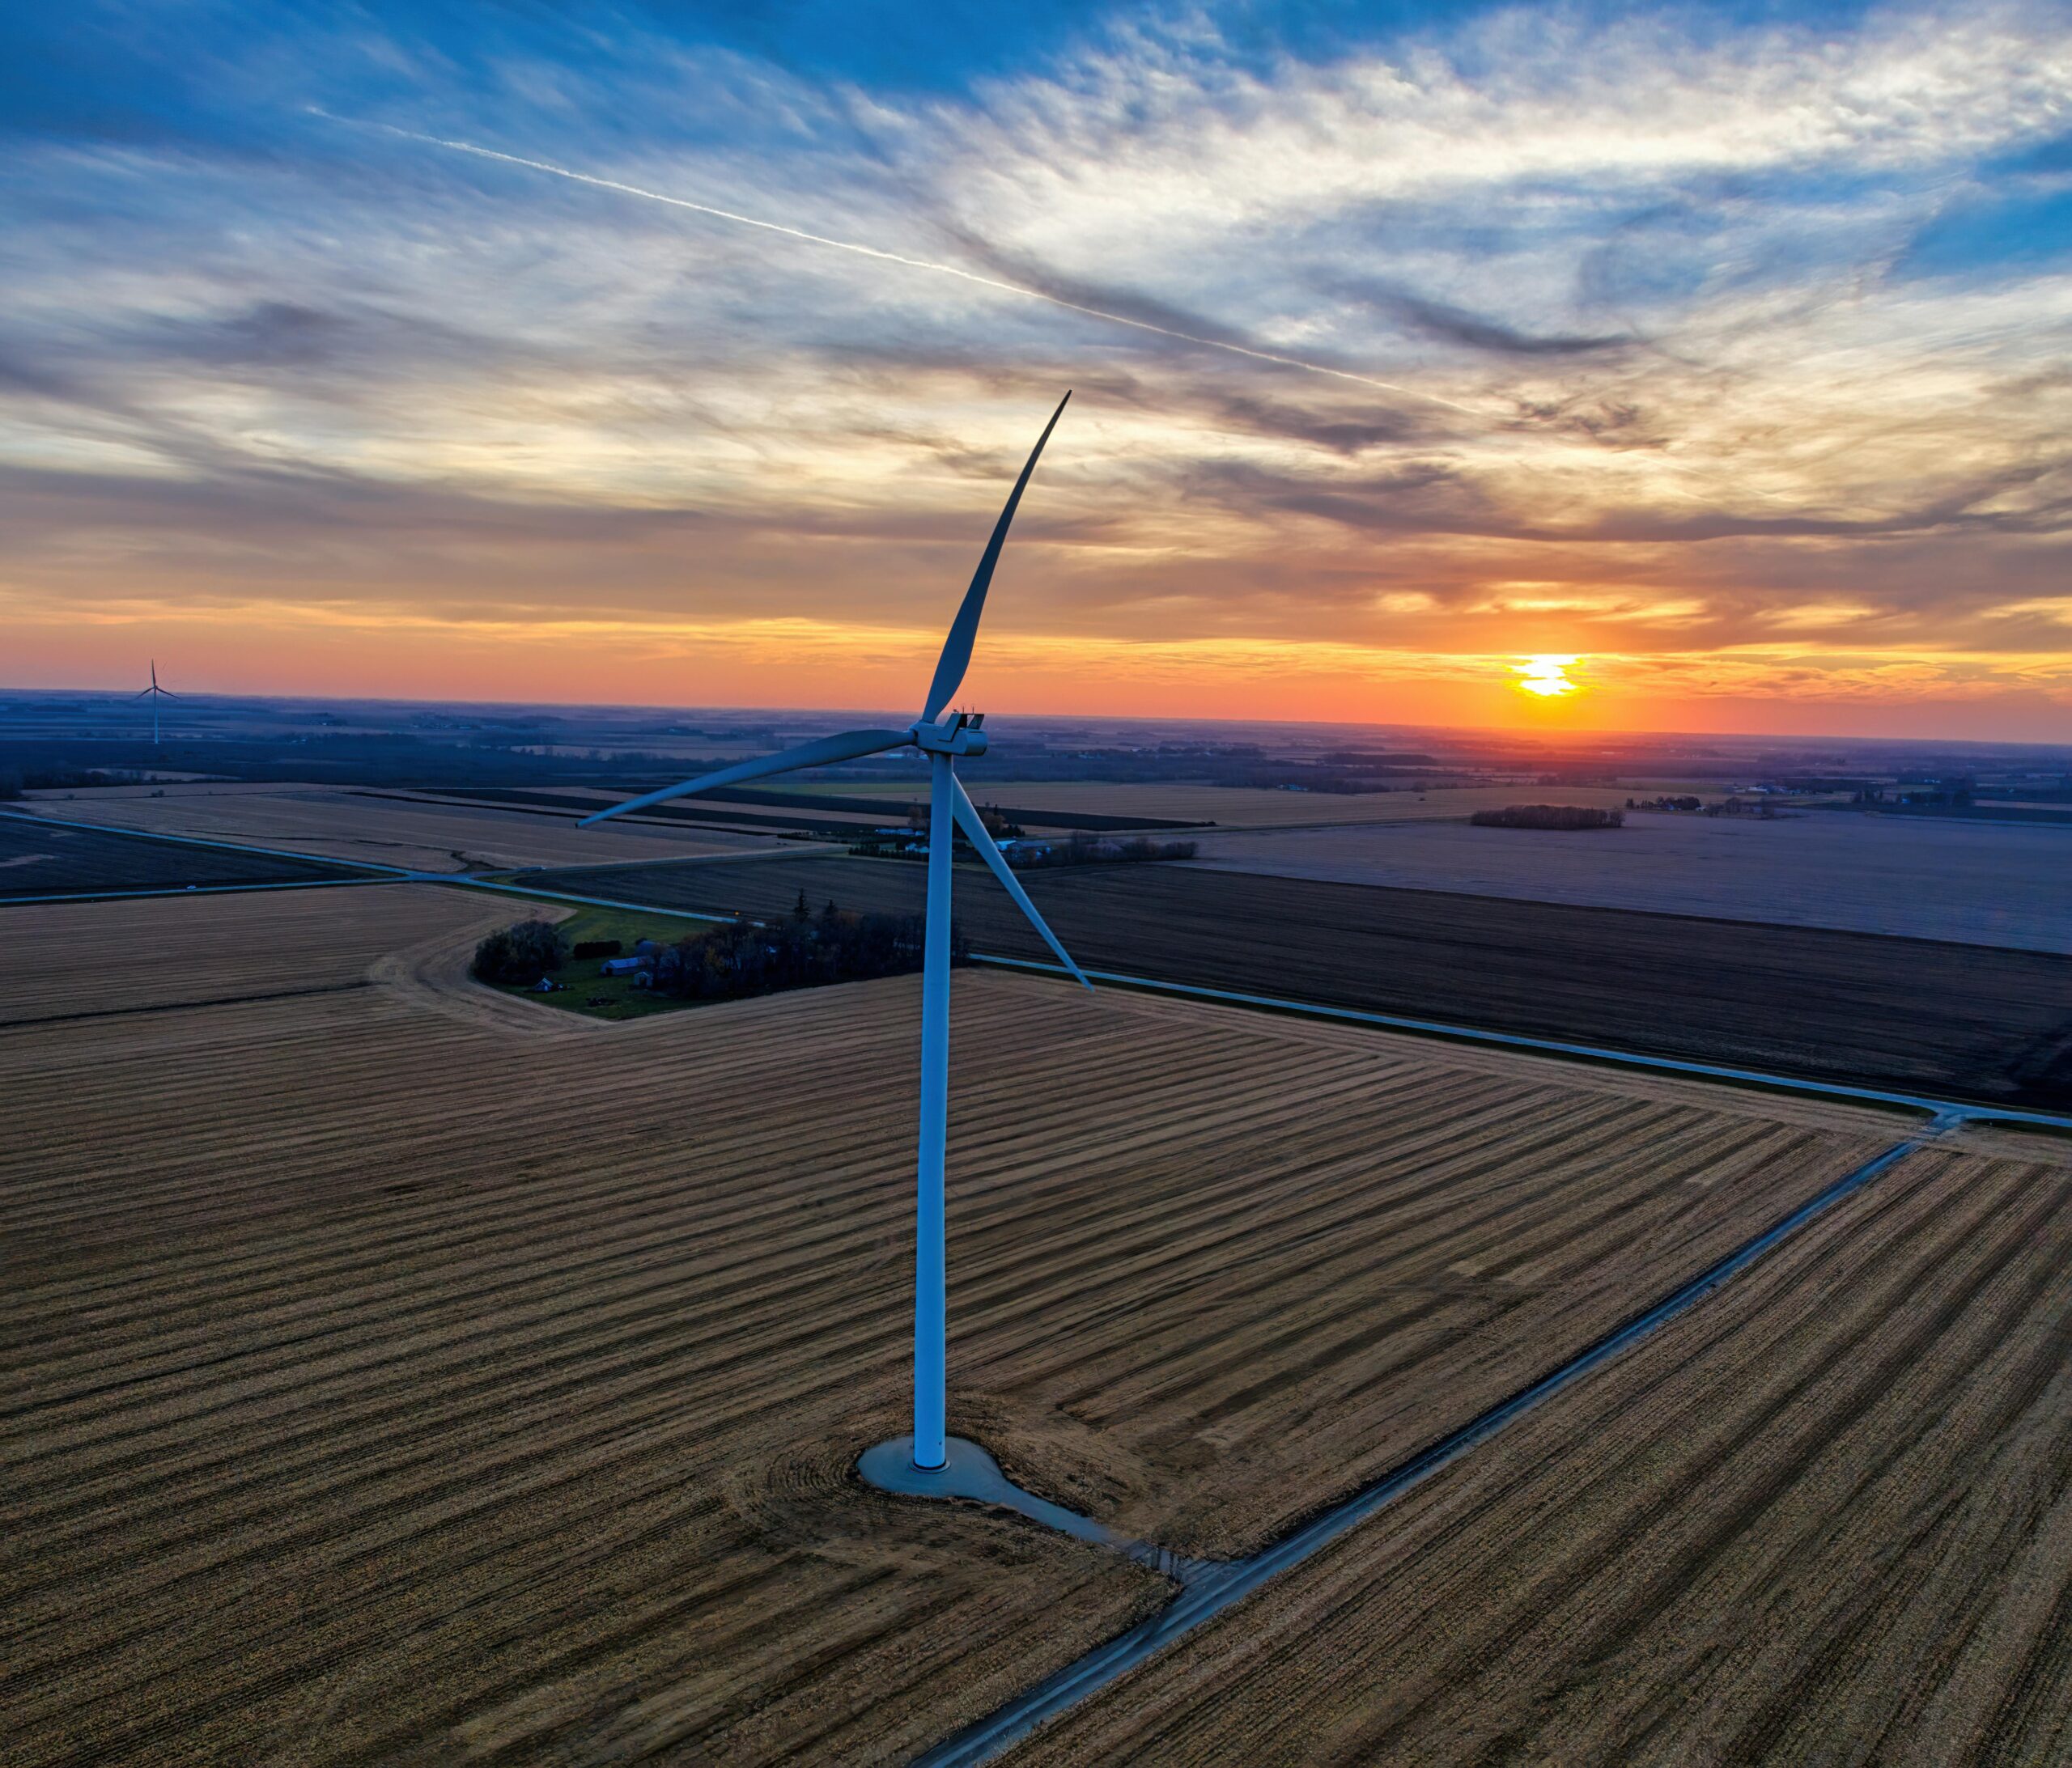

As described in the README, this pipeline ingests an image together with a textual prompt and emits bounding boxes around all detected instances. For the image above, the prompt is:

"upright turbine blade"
[949,778,1092,990]
[919,392,1070,724]
[577,727,911,826]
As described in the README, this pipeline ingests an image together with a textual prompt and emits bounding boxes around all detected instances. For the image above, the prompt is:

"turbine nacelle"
[911,713,987,758]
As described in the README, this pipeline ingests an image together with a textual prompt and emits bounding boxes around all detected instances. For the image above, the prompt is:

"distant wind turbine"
[132,661,180,746]
[580,392,1090,1474]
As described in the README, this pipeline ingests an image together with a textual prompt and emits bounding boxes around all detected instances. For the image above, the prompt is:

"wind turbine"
[132,661,180,746]
[579,392,1089,1474]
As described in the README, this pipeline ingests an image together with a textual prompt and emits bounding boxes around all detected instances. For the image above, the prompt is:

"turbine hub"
[911,712,987,757]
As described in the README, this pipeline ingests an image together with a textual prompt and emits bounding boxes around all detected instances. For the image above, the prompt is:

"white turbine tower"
[132,661,180,746]
[579,392,1089,1474]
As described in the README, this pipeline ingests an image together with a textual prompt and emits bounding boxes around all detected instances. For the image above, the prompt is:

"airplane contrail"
[326,113,1479,416]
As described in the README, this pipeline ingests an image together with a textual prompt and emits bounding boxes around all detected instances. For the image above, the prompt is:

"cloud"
[1327,279,1633,358]
[2,0,2070,731]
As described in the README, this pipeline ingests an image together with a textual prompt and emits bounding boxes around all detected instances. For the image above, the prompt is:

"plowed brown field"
[527,852,2072,1109]
[1013,1138,2072,1766]
[2,886,1903,1764]
[1183,811,2072,955]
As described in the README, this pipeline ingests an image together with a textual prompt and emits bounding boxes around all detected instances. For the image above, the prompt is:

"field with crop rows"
[2,888,1898,1763]
[1016,1134,2072,1766]
[21,785,783,872]
[522,852,2072,1110]
[0,883,509,1028]
[0,812,363,897]
[1183,809,2072,954]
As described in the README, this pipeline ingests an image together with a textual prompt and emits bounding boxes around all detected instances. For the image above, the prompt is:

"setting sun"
[1514,655,1582,698]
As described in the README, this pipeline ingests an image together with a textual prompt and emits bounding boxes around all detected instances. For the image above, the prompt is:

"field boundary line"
[974,955,2072,1134]
[357,785,891,841]
[486,843,845,880]
[0,808,413,876]
[915,1131,1934,1766]
[0,877,397,909]
[444,878,736,920]
[0,980,373,1032]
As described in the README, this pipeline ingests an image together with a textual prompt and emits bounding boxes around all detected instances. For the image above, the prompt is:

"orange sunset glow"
[3,4,2070,740]
[1514,657,1582,700]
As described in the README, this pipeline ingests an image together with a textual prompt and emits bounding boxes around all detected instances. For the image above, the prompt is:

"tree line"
[1469,804,1624,830]
[1012,832,1199,867]
[472,893,957,1003]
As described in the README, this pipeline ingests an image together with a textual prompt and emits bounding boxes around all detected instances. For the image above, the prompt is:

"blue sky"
[2,1,2069,732]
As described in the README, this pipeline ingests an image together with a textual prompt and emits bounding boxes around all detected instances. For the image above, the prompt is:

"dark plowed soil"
[523,853,2072,1109]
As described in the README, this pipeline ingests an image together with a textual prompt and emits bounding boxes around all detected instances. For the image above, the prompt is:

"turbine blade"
[578,727,911,826]
[919,392,1070,724]
[950,777,1092,990]
[130,689,154,701]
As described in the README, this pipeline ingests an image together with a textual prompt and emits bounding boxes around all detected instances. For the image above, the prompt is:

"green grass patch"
[487,904,706,1023]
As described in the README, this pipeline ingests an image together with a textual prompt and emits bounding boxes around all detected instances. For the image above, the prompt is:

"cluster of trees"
[648,894,953,1002]
[471,918,568,984]
[1012,833,1199,868]
[1470,804,1624,830]
[905,802,1025,839]
[0,765,149,799]
[1883,781,1976,808]
[1628,795,1703,812]
[473,895,948,1007]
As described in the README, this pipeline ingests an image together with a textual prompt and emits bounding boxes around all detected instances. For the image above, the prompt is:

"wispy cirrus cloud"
[1,1,2069,731]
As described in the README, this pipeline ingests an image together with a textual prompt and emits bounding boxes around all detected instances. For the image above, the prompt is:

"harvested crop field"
[0,812,363,897]
[2,888,1900,1763]
[1015,1139,2072,1767]
[0,883,512,1027]
[519,852,2072,1110]
[20,784,784,872]
[1184,808,2072,955]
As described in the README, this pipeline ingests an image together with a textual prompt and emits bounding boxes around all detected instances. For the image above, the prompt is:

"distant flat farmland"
[18,785,783,873]
[783,780,1641,829]
[2,890,1897,1762]
[520,853,2072,1109]
[0,813,360,897]
[1017,1137,2072,1766]
[1185,809,2072,955]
